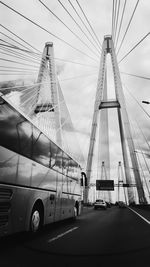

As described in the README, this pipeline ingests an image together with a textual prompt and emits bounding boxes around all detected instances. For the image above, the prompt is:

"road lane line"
[48,227,79,243]
[128,207,150,224]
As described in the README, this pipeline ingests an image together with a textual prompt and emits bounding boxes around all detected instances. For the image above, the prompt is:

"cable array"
[117,0,140,56]
[119,32,150,63]
[39,0,100,59]
[115,0,127,49]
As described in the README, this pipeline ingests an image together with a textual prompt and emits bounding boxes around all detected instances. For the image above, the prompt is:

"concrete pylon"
[85,35,147,205]
[35,42,62,147]
[98,70,111,203]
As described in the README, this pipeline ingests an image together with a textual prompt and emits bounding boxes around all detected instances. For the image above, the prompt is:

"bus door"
[48,191,56,222]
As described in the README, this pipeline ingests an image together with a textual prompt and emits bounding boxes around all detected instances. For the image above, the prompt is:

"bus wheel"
[73,205,78,219]
[30,204,43,233]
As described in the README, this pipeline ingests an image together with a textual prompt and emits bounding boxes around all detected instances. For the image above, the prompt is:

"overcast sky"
[1,0,150,202]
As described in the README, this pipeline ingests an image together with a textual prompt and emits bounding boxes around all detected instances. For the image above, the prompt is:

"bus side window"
[0,103,27,155]
[17,121,33,158]
[32,127,50,167]
[67,157,73,178]
[67,160,80,179]
[72,162,79,179]
[53,147,62,173]
[49,141,57,169]
[62,152,69,175]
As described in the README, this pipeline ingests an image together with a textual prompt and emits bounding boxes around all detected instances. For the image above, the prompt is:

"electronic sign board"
[96,180,114,191]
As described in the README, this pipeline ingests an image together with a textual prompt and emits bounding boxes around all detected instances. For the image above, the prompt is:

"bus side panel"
[30,161,57,226]
[0,146,19,184]
[0,147,32,235]
[0,147,57,235]
[61,176,75,219]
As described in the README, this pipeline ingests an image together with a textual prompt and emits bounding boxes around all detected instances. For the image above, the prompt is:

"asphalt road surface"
[1,206,150,267]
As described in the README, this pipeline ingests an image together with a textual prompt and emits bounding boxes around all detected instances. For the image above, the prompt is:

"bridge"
[1,0,150,265]
[0,0,150,209]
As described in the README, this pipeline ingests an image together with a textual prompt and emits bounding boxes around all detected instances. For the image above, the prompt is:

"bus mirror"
[81,172,87,187]
[80,178,83,186]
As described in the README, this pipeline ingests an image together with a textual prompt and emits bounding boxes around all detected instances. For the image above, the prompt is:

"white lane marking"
[48,227,79,243]
[128,207,150,225]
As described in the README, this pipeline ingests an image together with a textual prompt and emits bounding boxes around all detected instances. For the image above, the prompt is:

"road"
[1,206,150,267]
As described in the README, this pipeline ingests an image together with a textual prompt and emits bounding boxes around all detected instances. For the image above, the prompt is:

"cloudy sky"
[1,0,150,202]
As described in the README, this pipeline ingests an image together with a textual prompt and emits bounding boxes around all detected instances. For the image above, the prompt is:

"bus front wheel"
[30,203,43,233]
[74,206,78,218]
[73,202,79,220]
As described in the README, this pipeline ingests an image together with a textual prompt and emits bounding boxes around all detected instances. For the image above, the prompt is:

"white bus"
[0,95,82,236]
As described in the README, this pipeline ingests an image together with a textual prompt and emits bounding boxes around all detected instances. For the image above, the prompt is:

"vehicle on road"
[0,95,83,236]
[94,199,107,210]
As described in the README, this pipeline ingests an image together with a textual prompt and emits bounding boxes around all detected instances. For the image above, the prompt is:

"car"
[94,199,107,210]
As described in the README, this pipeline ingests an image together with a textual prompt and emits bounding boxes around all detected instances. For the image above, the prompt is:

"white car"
[94,199,107,210]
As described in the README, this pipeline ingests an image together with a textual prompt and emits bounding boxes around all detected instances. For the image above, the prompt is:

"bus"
[0,94,82,236]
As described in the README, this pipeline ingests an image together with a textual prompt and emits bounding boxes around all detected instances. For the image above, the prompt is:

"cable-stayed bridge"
[1,0,150,208]
[2,1,150,265]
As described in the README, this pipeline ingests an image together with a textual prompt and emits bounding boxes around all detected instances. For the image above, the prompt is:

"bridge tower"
[97,69,111,203]
[85,35,147,205]
[118,161,128,205]
[34,42,62,147]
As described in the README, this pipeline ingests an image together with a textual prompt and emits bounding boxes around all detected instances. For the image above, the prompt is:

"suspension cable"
[117,0,140,56]
[112,0,117,41]
[0,24,99,68]
[131,120,150,196]
[68,0,101,51]
[0,44,41,61]
[75,0,102,49]
[0,69,37,73]
[0,66,39,71]
[123,83,150,120]
[57,0,100,58]
[0,57,40,68]
[135,120,150,152]
[0,31,34,53]
[121,71,150,81]
[0,44,41,63]
[0,1,98,63]
[0,49,40,65]
[136,151,150,196]
[114,0,121,43]
[115,0,127,49]
[111,0,115,39]
[0,41,41,56]
[38,0,100,58]
[0,24,41,53]
[119,32,150,63]
[0,73,37,76]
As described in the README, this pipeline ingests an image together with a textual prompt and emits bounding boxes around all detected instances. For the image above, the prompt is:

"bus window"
[62,152,69,175]
[49,141,58,169]
[0,103,23,154]
[32,127,50,167]
[17,121,33,158]
[54,147,63,173]
[67,159,80,180]
[67,158,74,178]
[0,102,33,159]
